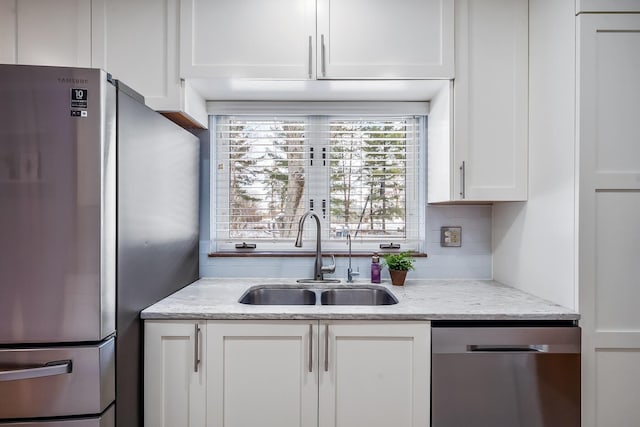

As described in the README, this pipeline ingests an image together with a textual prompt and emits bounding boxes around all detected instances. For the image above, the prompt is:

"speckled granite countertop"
[141,278,579,321]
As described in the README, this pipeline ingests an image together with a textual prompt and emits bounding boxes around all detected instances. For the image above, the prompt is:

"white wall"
[492,0,577,309]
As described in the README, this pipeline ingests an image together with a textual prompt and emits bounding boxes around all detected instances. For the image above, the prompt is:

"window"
[211,105,426,253]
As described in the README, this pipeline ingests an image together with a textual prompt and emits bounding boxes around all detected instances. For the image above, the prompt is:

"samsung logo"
[57,77,88,84]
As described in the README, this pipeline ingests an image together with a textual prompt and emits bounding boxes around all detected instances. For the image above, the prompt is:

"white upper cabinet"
[0,0,92,67]
[316,0,453,79]
[576,0,640,13]
[180,0,453,80]
[93,0,180,110]
[181,0,316,79]
[93,0,208,128]
[1,0,207,128]
[428,0,528,203]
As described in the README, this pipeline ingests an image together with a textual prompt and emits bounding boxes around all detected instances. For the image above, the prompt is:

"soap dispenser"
[371,252,381,284]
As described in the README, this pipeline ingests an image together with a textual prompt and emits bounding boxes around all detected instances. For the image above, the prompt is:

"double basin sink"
[239,284,398,306]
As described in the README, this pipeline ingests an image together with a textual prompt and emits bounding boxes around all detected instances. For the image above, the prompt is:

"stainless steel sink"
[238,285,398,306]
[238,287,317,305]
[320,287,398,306]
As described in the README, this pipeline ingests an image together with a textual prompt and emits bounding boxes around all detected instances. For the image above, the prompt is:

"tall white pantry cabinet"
[577,7,640,427]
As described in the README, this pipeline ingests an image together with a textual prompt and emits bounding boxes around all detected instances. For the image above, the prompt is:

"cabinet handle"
[324,324,329,372]
[308,324,313,372]
[308,36,313,79]
[321,34,326,77]
[459,161,466,199]
[194,324,201,373]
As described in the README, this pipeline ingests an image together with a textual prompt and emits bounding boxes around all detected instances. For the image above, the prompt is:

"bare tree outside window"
[217,116,416,245]
[225,119,306,239]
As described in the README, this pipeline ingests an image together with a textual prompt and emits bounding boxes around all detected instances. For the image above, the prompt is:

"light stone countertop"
[141,278,579,321]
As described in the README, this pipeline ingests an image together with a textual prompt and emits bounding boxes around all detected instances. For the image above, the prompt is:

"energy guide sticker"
[70,88,88,117]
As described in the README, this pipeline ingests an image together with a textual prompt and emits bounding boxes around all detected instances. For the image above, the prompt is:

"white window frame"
[209,102,428,254]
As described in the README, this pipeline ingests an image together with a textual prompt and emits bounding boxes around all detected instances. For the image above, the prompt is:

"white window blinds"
[213,115,423,252]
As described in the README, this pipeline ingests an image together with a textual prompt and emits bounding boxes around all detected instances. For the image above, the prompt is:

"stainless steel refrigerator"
[0,64,200,427]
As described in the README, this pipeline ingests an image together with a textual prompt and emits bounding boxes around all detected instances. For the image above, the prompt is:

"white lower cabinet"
[145,320,430,427]
[206,321,318,427]
[144,320,206,427]
[318,321,431,427]
[208,320,430,427]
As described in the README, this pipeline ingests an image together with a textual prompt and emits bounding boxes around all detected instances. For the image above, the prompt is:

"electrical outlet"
[440,226,462,247]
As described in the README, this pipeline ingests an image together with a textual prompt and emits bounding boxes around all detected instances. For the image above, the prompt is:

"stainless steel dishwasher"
[431,322,580,427]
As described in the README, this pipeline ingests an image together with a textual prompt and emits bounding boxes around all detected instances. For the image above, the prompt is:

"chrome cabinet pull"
[308,324,313,373]
[321,34,326,77]
[459,161,466,199]
[308,36,313,79]
[194,324,201,373]
[324,324,329,372]
[0,359,72,382]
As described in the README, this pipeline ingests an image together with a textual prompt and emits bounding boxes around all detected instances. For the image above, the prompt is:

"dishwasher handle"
[468,344,549,353]
[431,327,581,354]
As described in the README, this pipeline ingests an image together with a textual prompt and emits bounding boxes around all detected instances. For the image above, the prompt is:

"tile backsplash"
[199,204,492,280]
[422,205,492,279]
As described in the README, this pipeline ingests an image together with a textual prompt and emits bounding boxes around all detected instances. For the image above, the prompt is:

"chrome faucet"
[346,233,360,282]
[295,211,339,282]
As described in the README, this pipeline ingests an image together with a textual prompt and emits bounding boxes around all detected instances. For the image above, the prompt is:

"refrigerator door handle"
[0,359,72,382]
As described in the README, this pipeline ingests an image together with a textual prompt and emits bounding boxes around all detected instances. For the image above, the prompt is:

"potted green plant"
[382,251,415,286]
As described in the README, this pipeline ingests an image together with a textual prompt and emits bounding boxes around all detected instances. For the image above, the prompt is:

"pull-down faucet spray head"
[294,212,312,247]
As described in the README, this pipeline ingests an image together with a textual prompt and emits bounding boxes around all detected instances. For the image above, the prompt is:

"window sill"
[207,251,428,258]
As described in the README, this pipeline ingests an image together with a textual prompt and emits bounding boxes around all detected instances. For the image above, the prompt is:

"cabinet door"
[144,321,206,427]
[207,321,318,427]
[317,0,453,79]
[181,0,316,79]
[578,14,640,427]
[452,0,528,201]
[319,321,430,427]
[92,0,207,128]
[427,0,528,203]
[93,0,179,111]
[14,0,92,67]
